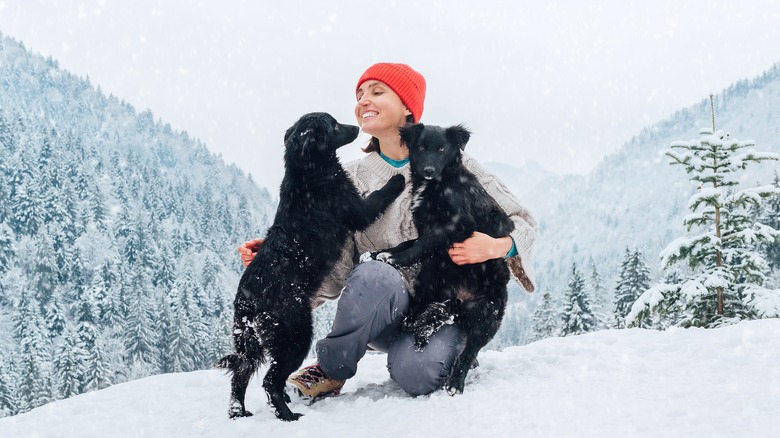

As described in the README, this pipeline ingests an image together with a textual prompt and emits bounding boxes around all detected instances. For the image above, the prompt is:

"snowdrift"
[2,319,778,437]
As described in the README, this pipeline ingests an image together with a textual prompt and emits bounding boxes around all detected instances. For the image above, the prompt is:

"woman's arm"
[448,233,513,264]
[457,154,538,293]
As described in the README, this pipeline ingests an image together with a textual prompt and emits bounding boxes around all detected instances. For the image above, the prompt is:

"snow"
[2,319,779,437]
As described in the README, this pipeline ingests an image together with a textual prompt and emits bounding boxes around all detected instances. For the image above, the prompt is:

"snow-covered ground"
[3,319,778,438]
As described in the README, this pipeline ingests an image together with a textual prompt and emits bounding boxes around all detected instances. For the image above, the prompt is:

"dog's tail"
[214,352,265,376]
[215,320,266,375]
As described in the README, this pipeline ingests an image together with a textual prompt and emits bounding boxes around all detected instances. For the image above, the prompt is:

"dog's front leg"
[349,174,405,230]
[386,230,446,267]
[408,299,456,351]
[360,239,417,266]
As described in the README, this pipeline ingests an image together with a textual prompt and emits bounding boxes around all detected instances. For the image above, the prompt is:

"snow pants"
[316,261,464,396]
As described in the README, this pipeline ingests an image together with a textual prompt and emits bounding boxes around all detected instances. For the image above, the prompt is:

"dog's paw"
[375,252,394,264]
[359,251,374,263]
[275,410,304,422]
[413,326,435,351]
[444,376,465,396]
[387,252,417,268]
[446,384,464,396]
[228,404,253,419]
[386,174,406,193]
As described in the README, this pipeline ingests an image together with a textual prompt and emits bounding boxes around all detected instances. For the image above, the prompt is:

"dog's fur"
[367,123,513,395]
[216,112,404,421]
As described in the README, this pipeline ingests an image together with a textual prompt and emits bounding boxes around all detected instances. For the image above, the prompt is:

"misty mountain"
[0,33,275,416]
[487,63,780,296]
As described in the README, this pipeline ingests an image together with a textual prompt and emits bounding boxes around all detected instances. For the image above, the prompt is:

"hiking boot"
[286,362,345,404]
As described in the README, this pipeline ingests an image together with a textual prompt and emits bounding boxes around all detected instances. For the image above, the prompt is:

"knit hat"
[356,63,426,123]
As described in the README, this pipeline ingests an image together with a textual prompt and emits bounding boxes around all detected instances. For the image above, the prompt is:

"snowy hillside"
[489,65,780,296]
[2,318,778,438]
[0,34,276,415]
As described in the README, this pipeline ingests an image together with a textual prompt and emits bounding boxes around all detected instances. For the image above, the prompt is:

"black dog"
[365,123,513,395]
[216,112,405,421]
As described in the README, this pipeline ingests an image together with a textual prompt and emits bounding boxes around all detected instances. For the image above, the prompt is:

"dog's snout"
[423,166,436,177]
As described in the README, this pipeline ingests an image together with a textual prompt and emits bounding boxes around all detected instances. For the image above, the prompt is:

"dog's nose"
[423,166,436,177]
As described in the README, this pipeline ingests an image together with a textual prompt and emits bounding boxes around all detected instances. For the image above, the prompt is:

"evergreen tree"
[560,263,596,336]
[124,272,158,371]
[760,172,780,278]
[631,109,780,328]
[588,261,611,330]
[0,223,13,275]
[532,290,559,340]
[53,324,87,399]
[157,288,197,373]
[614,248,651,328]
[44,295,67,339]
[78,321,111,392]
[31,232,58,304]
[0,348,17,417]
[13,291,53,412]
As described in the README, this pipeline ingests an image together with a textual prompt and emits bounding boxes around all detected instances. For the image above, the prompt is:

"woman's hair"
[362,114,415,153]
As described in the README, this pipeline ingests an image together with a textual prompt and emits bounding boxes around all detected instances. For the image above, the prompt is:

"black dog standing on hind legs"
[215,112,405,421]
[363,122,514,396]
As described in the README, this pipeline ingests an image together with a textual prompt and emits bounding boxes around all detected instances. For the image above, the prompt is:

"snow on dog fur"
[215,112,404,421]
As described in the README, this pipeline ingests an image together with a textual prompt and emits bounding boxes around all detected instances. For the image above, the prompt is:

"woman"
[238,62,537,399]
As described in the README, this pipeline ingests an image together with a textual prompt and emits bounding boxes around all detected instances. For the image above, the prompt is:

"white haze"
[0,0,778,191]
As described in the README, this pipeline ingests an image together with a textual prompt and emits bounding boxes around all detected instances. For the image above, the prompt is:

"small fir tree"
[630,97,780,328]
[532,290,560,340]
[614,248,651,328]
[560,263,596,336]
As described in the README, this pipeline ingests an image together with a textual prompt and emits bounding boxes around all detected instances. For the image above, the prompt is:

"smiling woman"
[354,63,425,158]
[238,62,538,403]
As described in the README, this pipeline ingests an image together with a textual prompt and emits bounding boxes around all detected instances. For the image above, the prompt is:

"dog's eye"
[438,146,445,152]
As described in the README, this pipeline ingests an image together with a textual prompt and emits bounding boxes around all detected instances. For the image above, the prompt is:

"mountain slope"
[491,64,780,295]
[0,33,276,415]
[1,319,778,437]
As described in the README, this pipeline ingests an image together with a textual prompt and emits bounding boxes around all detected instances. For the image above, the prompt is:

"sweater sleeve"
[463,154,537,293]
[312,236,355,308]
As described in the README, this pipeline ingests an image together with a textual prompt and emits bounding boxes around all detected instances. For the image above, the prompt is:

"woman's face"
[355,80,412,138]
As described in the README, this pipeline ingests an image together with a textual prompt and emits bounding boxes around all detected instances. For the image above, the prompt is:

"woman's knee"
[387,325,463,396]
[339,261,408,314]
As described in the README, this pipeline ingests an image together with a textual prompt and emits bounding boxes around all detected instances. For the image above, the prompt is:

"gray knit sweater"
[315,151,537,306]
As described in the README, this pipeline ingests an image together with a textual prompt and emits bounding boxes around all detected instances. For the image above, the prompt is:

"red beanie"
[356,63,426,123]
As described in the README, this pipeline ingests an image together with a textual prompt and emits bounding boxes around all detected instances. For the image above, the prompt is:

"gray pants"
[316,261,463,396]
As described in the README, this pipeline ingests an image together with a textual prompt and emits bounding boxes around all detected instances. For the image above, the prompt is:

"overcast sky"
[1,1,778,191]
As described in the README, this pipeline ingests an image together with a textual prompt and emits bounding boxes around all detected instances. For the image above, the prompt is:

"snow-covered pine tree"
[760,171,780,282]
[532,289,559,340]
[53,323,88,400]
[629,98,780,328]
[13,290,53,413]
[560,263,596,336]
[614,248,651,328]
[0,347,16,417]
[123,271,158,374]
[588,260,611,330]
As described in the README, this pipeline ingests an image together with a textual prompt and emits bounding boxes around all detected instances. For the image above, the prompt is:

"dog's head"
[399,123,471,180]
[283,112,359,162]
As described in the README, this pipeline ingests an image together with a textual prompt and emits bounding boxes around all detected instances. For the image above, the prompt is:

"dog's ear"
[445,124,471,151]
[284,125,295,144]
[399,123,425,148]
[285,123,318,153]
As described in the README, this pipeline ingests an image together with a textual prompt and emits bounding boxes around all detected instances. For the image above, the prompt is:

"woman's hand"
[448,232,512,265]
[237,238,264,267]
